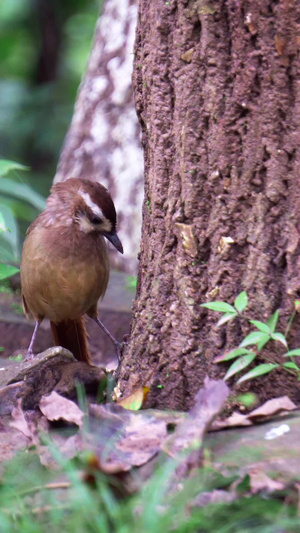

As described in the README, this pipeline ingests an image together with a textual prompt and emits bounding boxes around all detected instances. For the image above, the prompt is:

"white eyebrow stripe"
[79,191,104,218]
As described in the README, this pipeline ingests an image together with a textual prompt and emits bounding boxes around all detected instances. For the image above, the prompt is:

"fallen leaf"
[211,396,297,430]
[89,403,167,470]
[39,392,83,428]
[0,417,30,462]
[10,399,37,441]
[248,396,296,420]
[211,412,252,430]
[249,469,285,493]
[0,382,25,415]
[163,378,230,456]
[118,386,150,410]
[116,416,166,466]
[191,489,237,508]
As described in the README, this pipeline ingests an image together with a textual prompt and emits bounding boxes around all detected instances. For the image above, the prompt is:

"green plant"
[0,158,45,279]
[201,292,300,383]
[0,447,299,533]
[125,275,137,292]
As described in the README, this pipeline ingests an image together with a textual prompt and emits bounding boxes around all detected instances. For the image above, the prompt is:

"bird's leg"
[93,317,122,361]
[25,320,41,360]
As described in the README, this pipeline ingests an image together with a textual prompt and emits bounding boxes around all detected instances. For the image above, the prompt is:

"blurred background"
[0,0,143,269]
[0,0,143,359]
[1,0,100,193]
[0,0,101,261]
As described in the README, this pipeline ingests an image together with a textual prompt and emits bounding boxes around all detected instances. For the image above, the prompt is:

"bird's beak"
[103,231,124,254]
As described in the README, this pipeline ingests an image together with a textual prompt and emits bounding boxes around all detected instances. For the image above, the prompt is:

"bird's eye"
[90,215,102,225]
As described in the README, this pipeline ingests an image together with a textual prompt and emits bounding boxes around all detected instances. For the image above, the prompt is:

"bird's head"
[46,178,123,254]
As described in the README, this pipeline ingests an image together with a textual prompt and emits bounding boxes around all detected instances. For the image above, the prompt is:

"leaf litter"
[1,374,300,515]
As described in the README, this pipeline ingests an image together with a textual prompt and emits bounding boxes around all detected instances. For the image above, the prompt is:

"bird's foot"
[114,341,123,363]
[24,349,35,362]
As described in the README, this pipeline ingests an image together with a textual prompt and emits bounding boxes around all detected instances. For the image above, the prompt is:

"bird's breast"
[21,225,110,322]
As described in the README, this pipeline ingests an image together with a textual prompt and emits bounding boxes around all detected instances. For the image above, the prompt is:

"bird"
[20,177,124,364]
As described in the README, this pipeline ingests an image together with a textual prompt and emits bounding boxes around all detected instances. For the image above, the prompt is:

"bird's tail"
[50,317,91,364]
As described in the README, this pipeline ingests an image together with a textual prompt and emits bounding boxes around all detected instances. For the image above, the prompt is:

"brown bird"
[20,177,123,364]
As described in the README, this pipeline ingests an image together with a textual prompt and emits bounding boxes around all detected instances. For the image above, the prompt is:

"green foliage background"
[0,0,101,262]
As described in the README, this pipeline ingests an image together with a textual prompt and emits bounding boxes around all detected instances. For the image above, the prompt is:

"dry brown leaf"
[39,391,83,428]
[249,469,285,494]
[0,414,31,462]
[10,399,37,441]
[0,382,25,415]
[248,396,296,420]
[191,489,237,508]
[89,404,167,471]
[116,416,166,466]
[163,378,229,456]
[160,378,229,478]
[211,396,297,431]
[38,433,85,469]
[211,412,252,430]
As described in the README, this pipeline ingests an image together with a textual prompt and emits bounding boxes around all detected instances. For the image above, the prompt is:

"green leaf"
[0,204,19,256]
[271,332,288,348]
[8,354,23,361]
[125,275,137,292]
[284,349,300,357]
[0,159,29,177]
[266,310,279,333]
[0,264,19,280]
[256,333,271,351]
[234,291,248,313]
[249,320,270,333]
[236,392,258,408]
[0,236,19,262]
[0,211,7,233]
[0,197,38,222]
[201,301,236,313]
[239,331,270,348]
[217,312,237,327]
[237,363,279,384]
[283,362,300,371]
[0,178,45,210]
[224,353,256,381]
[214,348,253,363]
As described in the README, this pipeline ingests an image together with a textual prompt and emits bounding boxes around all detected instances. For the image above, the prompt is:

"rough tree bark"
[54,0,143,273]
[118,0,300,409]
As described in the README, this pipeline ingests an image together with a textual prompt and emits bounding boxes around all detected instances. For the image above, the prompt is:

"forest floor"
[0,276,300,530]
[0,352,300,531]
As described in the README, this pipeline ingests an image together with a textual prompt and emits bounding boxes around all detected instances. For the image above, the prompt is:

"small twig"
[18,481,71,497]
[1,501,70,518]
[31,503,70,515]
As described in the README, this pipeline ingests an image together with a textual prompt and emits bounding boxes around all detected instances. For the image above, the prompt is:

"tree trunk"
[118,0,300,409]
[54,0,143,273]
